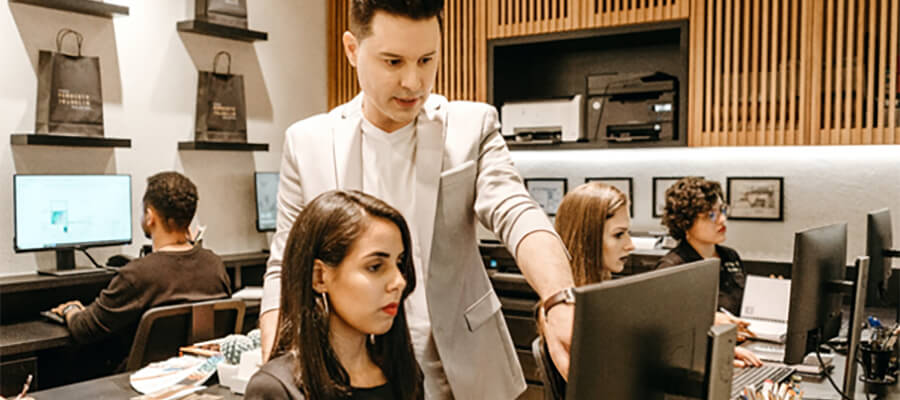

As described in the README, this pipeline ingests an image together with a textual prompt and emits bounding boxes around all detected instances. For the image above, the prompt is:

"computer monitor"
[567,259,727,399]
[866,209,899,309]
[784,223,847,365]
[14,174,132,274]
[254,172,278,232]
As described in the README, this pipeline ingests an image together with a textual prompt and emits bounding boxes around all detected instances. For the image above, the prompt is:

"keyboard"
[731,364,795,399]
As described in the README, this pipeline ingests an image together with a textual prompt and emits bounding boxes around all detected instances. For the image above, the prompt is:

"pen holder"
[859,341,893,382]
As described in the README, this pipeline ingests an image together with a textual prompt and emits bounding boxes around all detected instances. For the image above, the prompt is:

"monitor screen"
[866,209,893,304]
[14,174,132,252]
[784,222,847,365]
[255,172,278,232]
[567,259,719,399]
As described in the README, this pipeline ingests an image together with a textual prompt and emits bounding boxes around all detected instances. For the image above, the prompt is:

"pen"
[15,374,32,400]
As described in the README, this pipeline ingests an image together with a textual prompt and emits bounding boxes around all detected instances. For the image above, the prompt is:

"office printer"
[586,72,678,144]
[500,95,584,144]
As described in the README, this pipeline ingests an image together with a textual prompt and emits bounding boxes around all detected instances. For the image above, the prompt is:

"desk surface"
[797,352,900,399]
[0,270,115,294]
[0,320,71,357]
[31,371,242,399]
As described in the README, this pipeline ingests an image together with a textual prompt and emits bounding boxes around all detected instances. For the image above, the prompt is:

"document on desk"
[130,354,222,399]
[741,275,791,343]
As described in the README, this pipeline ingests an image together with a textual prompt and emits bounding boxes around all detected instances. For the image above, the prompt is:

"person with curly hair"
[655,176,761,368]
[49,171,232,376]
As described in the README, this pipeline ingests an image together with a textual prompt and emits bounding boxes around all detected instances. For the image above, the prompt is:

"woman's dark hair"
[350,0,444,39]
[661,177,724,240]
[272,190,423,400]
[142,171,197,233]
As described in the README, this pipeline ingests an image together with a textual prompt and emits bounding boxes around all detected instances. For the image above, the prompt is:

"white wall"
[0,1,327,276]
[509,146,900,266]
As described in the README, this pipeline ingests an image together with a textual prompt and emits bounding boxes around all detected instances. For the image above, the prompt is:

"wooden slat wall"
[327,0,484,109]
[690,0,900,146]
[487,0,689,39]
[689,0,808,146]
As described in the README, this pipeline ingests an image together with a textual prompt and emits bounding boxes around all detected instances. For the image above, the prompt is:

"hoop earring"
[369,334,375,345]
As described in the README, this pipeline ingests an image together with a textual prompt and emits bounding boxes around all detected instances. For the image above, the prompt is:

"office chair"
[124,298,245,371]
[532,336,566,400]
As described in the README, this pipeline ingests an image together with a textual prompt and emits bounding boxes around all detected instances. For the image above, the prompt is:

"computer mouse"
[106,254,133,267]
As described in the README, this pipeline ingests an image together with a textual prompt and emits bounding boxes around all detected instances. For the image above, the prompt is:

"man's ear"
[312,259,331,294]
[343,31,359,68]
[144,207,156,227]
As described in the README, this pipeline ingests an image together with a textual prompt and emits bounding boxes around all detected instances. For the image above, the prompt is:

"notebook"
[741,275,791,343]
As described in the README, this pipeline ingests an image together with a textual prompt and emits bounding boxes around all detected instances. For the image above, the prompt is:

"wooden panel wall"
[327,0,485,109]
[487,0,689,38]
[689,0,900,146]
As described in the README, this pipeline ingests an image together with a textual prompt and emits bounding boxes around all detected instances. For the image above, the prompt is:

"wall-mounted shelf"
[178,141,268,152]
[10,0,129,18]
[10,133,131,148]
[176,20,268,42]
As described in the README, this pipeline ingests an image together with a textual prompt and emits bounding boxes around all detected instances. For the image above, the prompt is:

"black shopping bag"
[35,29,104,137]
[195,0,248,28]
[195,51,247,143]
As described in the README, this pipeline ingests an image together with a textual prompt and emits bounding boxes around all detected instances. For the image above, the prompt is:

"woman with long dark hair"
[245,190,423,400]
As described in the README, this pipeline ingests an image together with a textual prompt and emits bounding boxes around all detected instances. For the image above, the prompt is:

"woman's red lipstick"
[382,303,399,316]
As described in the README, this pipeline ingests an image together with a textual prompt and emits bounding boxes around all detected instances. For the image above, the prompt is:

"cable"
[815,333,853,400]
[77,247,103,269]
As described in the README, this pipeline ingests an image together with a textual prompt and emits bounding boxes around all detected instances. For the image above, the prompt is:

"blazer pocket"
[440,160,476,189]
[464,289,502,332]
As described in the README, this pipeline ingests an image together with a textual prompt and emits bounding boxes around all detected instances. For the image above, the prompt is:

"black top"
[654,241,746,315]
[246,353,396,400]
[67,246,232,372]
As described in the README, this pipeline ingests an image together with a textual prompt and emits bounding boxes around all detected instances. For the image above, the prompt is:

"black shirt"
[246,353,399,400]
[654,241,746,315]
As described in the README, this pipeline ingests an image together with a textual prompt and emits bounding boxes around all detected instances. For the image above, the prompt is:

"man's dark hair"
[142,172,198,232]
[350,0,444,39]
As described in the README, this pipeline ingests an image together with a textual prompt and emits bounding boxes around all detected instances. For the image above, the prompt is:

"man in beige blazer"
[259,1,576,398]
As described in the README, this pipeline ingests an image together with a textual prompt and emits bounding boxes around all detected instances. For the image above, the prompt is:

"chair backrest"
[125,298,245,371]
[532,336,566,400]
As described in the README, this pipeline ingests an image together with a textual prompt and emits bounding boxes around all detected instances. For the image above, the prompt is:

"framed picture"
[726,177,784,221]
[585,177,634,216]
[652,177,685,218]
[525,178,568,216]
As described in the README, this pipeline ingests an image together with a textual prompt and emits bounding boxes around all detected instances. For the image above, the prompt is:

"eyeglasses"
[707,204,730,221]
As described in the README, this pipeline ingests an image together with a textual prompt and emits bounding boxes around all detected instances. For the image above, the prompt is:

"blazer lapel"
[413,97,446,270]
[332,95,364,191]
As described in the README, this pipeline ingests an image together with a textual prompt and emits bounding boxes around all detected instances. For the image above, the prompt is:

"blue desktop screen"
[255,172,279,232]
[14,175,132,251]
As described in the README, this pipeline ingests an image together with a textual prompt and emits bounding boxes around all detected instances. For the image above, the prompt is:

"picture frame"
[726,177,784,221]
[652,176,685,218]
[585,177,634,217]
[524,178,568,216]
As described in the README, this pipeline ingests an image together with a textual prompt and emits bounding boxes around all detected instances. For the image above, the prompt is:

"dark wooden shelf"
[10,0,129,17]
[178,141,269,152]
[10,133,131,148]
[177,20,268,42]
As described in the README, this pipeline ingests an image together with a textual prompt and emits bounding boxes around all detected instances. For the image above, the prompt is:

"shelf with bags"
[10,0,129,18]
[176,20,267,42]
[177,141,268,152]
[10,133,131,148]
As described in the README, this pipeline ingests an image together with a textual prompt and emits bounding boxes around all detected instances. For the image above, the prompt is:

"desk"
[797,353,900,399]
[221,251,268,290]
[31,371,242,399]
[0,321,71,357]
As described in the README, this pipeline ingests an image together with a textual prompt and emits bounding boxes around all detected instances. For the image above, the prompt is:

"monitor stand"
[36,249,106,276]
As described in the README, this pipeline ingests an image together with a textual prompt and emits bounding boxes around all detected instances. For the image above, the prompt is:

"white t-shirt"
[360,117,452,399]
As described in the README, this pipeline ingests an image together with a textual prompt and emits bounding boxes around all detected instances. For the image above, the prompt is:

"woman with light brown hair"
[555,182,636,286]
[536,182,636,399]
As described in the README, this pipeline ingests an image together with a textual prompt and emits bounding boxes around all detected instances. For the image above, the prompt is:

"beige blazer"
[262,94,556,399]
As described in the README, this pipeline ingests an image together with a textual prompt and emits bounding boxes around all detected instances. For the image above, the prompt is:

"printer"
[500,95,584,144]
[586,72,678,145]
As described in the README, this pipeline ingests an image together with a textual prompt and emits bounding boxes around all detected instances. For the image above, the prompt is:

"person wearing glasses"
[655,176,762,368]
